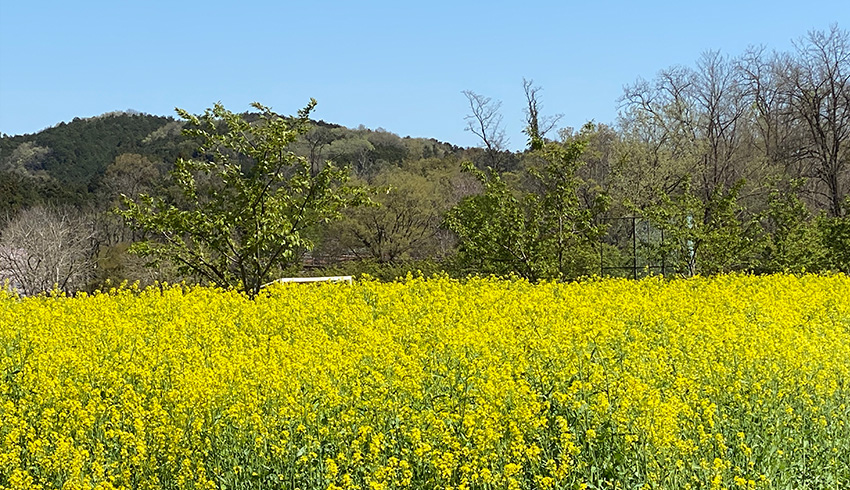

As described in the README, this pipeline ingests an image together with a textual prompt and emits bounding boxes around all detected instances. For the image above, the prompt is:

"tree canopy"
[119,100,367,296]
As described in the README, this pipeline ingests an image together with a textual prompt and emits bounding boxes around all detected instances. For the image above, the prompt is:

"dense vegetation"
[1,25,849,293]
[2,275,848,488]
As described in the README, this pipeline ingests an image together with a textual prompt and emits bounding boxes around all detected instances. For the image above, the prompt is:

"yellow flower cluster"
[1,274,849,489]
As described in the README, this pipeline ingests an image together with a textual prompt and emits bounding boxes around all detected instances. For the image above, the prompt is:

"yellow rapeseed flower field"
[1,274,849,489]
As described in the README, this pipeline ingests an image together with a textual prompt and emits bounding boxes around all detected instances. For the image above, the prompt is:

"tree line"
[1,25,848,296]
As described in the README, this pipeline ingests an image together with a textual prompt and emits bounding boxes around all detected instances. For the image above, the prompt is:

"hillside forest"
[1,25,849,295]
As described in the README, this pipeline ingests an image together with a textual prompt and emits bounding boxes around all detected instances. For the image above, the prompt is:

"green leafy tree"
[755,185,829,273]
[445,140,607,281]
[640,180,760,276]
[328,167,451,263]
[755,190,850,274]
[818,211,850,273]
[119,100,366,297]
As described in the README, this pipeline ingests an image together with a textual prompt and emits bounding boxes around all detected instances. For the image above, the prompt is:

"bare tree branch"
[462,90,508,170]
[0,207,96,295]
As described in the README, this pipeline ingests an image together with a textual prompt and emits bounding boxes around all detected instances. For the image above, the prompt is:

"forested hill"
[0,112,183,210]
[0,110,466,215]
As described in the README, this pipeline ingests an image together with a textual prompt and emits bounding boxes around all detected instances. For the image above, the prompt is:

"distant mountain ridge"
[0,110,467,215]
[1,112,178,185]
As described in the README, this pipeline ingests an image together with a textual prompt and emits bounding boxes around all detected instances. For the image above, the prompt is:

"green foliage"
[118,100,367,297]
[819,213,850,273]
[640,183,850,276]
[0,171,76,219]
[323,166,455,264]
[639,180,760,276]
[756,187,829,273]
[444,165,536,277]
[0,172,43,219]
[444,140,607,281]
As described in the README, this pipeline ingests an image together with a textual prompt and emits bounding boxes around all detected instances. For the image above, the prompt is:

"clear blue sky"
[0,1,846,150]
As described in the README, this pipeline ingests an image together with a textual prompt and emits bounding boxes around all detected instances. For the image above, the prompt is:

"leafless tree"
[738,46,804,179]
[621,51,758,203]
[462,90,509,170]
[0,206,96,295]
[782,25,850,217]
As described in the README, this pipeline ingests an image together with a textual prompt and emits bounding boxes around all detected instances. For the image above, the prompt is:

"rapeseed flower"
[1,274,848,488]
